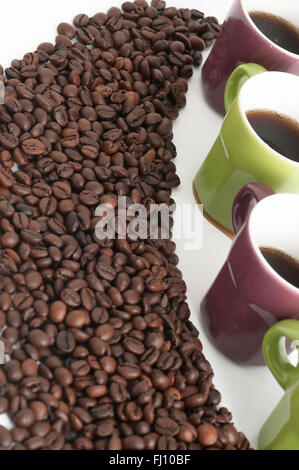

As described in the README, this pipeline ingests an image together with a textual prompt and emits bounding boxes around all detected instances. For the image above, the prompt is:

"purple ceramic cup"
[202,0,299,115]
[201,183,299,365]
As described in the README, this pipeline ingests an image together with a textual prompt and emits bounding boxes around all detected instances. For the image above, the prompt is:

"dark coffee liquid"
[260,247,299,288]
[246,110,299,162]
[250,11,299,55]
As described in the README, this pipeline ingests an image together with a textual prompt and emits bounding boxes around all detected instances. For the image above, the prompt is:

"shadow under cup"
[194,71,299,235]
[201,193,299,365]
[202,0,299,115]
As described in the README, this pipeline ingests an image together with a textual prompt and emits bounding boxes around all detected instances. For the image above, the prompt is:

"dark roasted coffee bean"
[56,331,76,353]
[28,329,50,349]
[0,426,12,448]
[97,105,117,120]
[155,417,179,436]
[20,229,42,245]
[110,382,130,403]
[96,263,116,281]
[57,22,76,39]
[123,436,145,450]
[126,108,146,128]
[12,206,31,227]
[0,132,19,149]
[22,139,46,155]
[117,363,141,380]
[197,423,218,447]
[0,166,13,188]
[123,337,144,355]
[15,409,35,428]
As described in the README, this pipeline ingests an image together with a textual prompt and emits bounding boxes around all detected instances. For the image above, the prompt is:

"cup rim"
[237,71,299,168]
[248,192,299,294]
[240,0,299,60]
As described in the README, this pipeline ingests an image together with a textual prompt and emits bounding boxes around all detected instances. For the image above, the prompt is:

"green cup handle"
[224,63,267,113]
[263,320,299,391]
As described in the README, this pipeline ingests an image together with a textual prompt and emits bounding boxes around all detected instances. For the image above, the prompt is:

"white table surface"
[0,0,285,449]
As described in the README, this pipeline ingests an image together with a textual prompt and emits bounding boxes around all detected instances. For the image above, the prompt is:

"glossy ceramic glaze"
[201,185,299,365]
[259,320,299,450]
[194,70,299,233]
[202,0,299,114]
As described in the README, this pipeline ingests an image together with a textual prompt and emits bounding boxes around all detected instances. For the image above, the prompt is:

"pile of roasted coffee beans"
[0,0,251,450]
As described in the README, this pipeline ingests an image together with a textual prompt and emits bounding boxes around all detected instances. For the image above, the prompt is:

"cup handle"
[263,320,299,390]
[224,63,267,113]
[232,183,275,235]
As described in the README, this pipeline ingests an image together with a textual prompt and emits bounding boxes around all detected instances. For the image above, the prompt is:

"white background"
[0,0,285,449]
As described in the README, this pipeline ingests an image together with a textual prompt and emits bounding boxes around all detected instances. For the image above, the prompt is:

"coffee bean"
[157,435,177,450]
[96,105,117,120]
[96,263,116,281]
[39,197,57,216]
[155,417,179,436]
[0,426,12,448]
[65,310,87,328]
[80,287,95,311]
[126,108,146,128]
[22,139,46,155]
[0,166,13,188]
[100,357,116,375]
[24,271,43,290]
[0,398,9,414]
[190,35,206,51]
[25,436,46,450]
[123,337,145,355]
[30,401,48,422]
[20,229,42,245]
[123,436,145,450]
[28,330,50,349]
[54,367,73,387]
[107,436,122,450]
[49,301,67,323]
[123,290,140,305]
[117,363,141,380]
[57,23,76,39]
[15,409,35,428]
[96,324,114,342]
[61,288,81,307]
[52,181,71,200]
[0,132,19,149]
[56,331,76,353]
[177,426,196,444]
[197,423,218,447]
[1,232,19,248]
[110,382,129,403]
[22,359,38,377]
[61,129,79,148]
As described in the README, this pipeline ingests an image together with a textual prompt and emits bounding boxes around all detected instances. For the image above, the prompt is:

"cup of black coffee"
[194,69,299,236]
[201,183,299,365]
[202,0,299,114]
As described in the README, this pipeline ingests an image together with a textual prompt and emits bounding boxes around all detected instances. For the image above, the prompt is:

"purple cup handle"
[232,183,276,235]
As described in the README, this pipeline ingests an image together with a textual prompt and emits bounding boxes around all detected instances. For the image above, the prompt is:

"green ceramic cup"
[259,320,299,450]
[194,63,299,236]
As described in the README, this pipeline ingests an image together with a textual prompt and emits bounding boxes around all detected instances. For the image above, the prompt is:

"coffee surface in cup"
[249,12,299,55]
[246,110,299,162]
[260,247,299,288]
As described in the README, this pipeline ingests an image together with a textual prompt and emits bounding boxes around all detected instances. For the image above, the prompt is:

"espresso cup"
[194,67,299,238]
[201,183,299,365]
[202,0,299,115]
[259,320,299,450]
